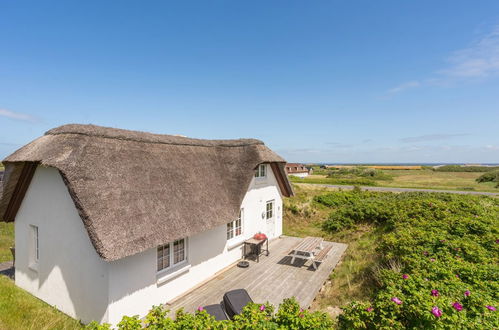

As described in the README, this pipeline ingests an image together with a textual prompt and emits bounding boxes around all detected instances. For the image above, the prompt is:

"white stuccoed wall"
[13,164,283,325]
[289,172,309,178]
[14,167,109,324]
[106,164,283,324]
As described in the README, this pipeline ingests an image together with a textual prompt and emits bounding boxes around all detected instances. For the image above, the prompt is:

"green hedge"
[433,165,499,172]
[317,191,498,328]
[86,298,333,330]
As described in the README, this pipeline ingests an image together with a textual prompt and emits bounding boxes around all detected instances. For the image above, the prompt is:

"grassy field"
[379,169,498,191]
[0,276,83,330]
[292,169,499,192]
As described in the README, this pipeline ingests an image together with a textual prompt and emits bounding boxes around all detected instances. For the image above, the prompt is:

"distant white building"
[285,163,311,178]
[0,124,293,326]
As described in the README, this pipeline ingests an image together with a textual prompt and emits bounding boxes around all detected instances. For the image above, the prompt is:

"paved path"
[296,183,499,196]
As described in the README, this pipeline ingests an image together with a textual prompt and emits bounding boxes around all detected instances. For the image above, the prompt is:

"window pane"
[235,218,242,236]
[227,222,234,240]
[174,251,184,264]
[266,202,273,219]
[173,239,185,264]
[157,244,170,271]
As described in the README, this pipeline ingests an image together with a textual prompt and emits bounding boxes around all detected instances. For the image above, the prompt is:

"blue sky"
[1,1,498,163]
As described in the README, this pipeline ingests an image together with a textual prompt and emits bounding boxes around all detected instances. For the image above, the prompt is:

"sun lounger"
[223,289,253,319]
[202,303,229,320]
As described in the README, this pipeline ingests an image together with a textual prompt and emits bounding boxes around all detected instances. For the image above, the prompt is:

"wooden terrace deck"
[166,236,347,314]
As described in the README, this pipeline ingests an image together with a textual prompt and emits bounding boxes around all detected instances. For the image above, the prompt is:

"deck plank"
[166,236,347,314]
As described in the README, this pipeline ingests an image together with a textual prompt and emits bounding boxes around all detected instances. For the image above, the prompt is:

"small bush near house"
[315,190,498,329]
[86,297,334,330]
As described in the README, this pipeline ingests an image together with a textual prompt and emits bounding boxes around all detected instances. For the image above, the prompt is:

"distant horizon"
[297,162,499,166]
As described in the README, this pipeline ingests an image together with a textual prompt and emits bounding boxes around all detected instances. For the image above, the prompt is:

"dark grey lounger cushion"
[203,304,229,321]
[223,289,253,319]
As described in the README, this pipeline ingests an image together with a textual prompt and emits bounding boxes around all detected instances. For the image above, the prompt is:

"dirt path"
[295,183,499,196]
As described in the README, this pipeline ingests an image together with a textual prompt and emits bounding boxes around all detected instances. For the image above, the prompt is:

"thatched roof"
[0,124,293,261]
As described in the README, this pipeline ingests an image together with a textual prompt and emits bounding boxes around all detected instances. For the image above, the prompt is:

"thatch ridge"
[0,124,292,261]
[46,124,266,148]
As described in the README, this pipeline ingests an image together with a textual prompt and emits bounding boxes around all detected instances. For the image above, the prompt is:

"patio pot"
[237,261,249,268]
[253,233,267,241]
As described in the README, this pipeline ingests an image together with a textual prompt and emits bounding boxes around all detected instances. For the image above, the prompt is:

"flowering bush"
[318,191,498,329]
[85,297,333,329]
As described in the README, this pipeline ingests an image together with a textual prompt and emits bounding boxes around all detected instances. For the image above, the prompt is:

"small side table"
[243,238,269,263]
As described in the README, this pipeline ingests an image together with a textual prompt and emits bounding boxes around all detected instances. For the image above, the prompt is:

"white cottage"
[0,124,293,325]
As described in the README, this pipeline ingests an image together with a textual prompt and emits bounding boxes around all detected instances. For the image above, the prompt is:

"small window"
[157,238,187,272]
[30,225,39,265]
[173,239,186,264]
[266,201,274,219]
[157,244,170,271]
[227,209,243,240]
[255,164,266,178]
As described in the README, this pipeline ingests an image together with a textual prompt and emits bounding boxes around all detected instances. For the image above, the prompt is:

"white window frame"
[29,225,39,270]
[254,164,266,178]
[266,200,274,220]
[157,238,188,273]
[227,209,243,241]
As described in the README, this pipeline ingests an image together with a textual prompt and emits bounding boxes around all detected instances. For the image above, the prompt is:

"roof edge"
[46,124,266,148]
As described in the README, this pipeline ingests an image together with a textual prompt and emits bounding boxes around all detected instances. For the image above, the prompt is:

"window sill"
[28,262,39,272]
[156,263,191,285]
[227,237,245,250]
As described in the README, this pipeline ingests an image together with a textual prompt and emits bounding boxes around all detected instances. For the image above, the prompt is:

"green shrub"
[476,170,499,188]
[86,298,333,329]
[317,191,499,328]
[434,165,499,172]
[289,176,377,186]
[327,167,393,181]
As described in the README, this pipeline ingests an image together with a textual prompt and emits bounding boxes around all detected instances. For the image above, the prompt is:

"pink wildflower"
[197,306,204,312]
[431,289,439,297]
[486,305,496,311]
[431,306,442,318]
[452,302,463,311]
[455,274,460,279]
[259,305,265,311]
[423,251,429,256]
[391,297,402,305]
[366,307,374,312]
[464,290,470,297]
[402,274,409,280]
[430,258,436,262]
